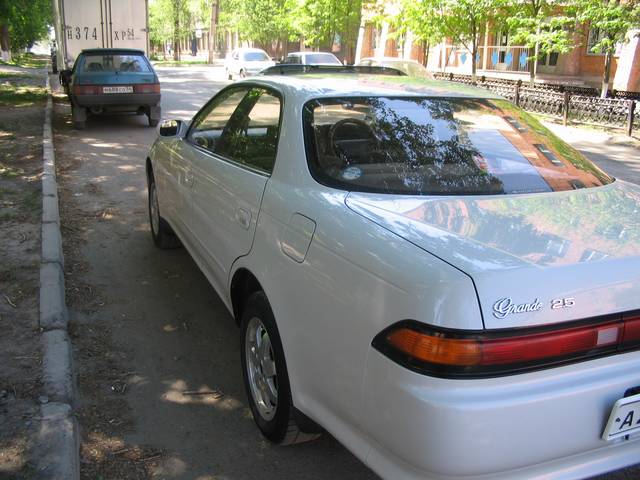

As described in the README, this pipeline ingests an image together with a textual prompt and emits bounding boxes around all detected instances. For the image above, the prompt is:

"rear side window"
[81,54,151,73]
[303,97,612,195]
[216,88,282,173]
[304,53,341,65]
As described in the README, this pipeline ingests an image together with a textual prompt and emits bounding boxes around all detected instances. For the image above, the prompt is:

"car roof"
[288,51,337,56]
[235,47,268,52]
[361,57,420,64]
[245,73,500,100]
[81,48,146,55]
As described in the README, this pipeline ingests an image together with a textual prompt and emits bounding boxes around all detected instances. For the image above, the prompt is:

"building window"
[537,52,559,67]
[587,27,606,55]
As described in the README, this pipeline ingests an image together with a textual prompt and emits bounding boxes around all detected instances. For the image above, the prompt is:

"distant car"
[147,70,640,480]
[358,56,431,78]
[59,48,161,129]
[225,48,275,80]
[282,51,342,65]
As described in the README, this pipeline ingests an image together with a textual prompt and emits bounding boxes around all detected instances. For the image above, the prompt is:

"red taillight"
[72,85,100,95]
[374,314,640,378]
[622,315,640,345]
[134,83,161,94]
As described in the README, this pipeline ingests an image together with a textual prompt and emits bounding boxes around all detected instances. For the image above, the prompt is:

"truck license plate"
[602,393,640,441]
[103,86,133,94]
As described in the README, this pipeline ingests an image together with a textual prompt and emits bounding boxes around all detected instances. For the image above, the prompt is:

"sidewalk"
[541,120,640,185]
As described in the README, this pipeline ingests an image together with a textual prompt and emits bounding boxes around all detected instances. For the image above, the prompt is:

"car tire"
[240,291,321,445]
[147,174,181,249]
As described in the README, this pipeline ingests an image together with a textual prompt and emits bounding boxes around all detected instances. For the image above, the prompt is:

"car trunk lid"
[346,181,640,329]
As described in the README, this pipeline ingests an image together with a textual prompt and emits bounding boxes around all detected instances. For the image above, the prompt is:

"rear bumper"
[362,348,640,479]
[72,93,160,109]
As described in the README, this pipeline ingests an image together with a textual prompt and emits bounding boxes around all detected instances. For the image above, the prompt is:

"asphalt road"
[55,66,639,480]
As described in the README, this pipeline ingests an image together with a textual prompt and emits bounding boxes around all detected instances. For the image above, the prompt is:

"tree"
[573,0,640,97]
[294,0,363,54]
[439,0,507,80]
[149,0,193,60]
[507,0,575,84]
[389,0,445,67]
[222,0,298,56]
[0,0,51,60]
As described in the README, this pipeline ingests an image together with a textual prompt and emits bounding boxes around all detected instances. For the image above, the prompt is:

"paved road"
[55,66,638,480]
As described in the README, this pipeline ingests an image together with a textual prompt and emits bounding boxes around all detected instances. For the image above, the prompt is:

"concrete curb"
[35,73,80,480]
[34,403,80,480]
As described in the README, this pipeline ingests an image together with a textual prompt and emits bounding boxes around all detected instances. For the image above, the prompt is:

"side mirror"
[159,119,184,137]
[59,69,72,86]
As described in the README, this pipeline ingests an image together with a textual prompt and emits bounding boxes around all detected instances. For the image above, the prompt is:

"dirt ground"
[0,102,44,478]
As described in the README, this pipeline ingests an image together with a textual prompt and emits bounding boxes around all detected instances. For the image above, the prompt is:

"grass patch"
[0,53,48,69]
[0,84,47,106]
[0,72,36,80]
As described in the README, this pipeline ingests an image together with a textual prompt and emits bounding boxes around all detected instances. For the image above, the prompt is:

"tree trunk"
[0,24,11,62]
[173,0,180,61]
[423,41,430,68]
[208,1,218,64]
[529,46,536,85]
[601,49,613,98]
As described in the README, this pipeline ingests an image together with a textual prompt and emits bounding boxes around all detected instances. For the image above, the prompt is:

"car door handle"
[235,208,251,230]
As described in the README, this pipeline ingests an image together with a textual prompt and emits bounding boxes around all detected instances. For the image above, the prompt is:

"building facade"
[354,15,640,92]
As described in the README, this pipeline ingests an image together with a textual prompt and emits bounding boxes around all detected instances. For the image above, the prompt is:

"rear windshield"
[243,51,270,61]
[304,53,341,65]
[81,54,151,73]
[303,97,612,195]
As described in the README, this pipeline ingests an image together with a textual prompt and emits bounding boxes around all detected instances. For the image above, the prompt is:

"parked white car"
[225,47,275,79]
[282,51,342,65]
[358,56,431,78]
[146,71,640,480]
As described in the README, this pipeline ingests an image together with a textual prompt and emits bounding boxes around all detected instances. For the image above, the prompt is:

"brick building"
[354,12,640,92]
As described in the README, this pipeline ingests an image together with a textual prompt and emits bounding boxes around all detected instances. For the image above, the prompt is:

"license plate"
[602,393,640,441]
[103,86,133,94]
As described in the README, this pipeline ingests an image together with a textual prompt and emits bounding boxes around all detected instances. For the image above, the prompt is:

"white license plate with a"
[103,86,133,94]
[602,393,640,441]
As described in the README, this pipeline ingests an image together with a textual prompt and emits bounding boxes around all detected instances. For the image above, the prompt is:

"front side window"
[81,54,151,72]
[188,88,249,153]
[303,97,612,195]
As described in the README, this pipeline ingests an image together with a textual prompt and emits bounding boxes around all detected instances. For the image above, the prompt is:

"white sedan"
[146,71,640,480]
[224,47,275,79]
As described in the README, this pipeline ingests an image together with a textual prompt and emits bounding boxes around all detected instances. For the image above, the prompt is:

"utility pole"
[208,0,219,64]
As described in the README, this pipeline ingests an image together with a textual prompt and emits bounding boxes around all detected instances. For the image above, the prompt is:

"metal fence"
[433,72,639,136]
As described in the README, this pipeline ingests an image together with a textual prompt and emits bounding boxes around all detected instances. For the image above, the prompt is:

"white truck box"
[52,0,149,70]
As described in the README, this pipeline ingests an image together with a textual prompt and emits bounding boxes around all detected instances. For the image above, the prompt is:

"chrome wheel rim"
[149,183,160,236]
[245,316,278,421]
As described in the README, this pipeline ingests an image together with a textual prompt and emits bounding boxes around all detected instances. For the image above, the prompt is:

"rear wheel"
[147,174,181,249]
[240,291,320,445]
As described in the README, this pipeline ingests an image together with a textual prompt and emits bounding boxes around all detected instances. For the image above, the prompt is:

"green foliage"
[149,0,195,45]
[294,0,362,49]
[390,0,444,47]
[222,0,298,44]
[0,84,47,106]
[572,0,640,55]
[0,0,52,51]
[507,1,574,61]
